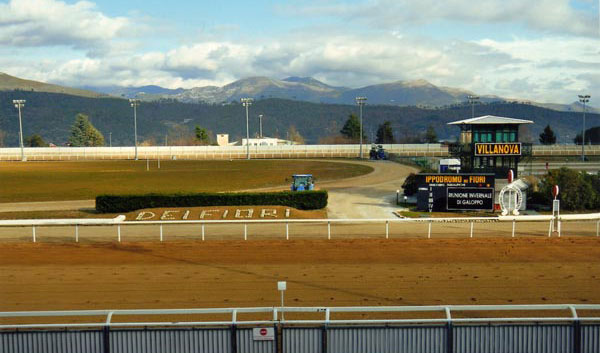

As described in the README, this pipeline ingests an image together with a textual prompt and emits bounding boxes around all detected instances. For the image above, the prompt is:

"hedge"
[96,190,328,213]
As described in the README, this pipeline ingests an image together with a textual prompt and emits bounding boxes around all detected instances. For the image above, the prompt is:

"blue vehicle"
[290,174,315,191]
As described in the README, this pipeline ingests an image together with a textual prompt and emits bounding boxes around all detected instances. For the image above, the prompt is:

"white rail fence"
[2,304,599,329]
[1,144,600,161]
[1,213,600,243]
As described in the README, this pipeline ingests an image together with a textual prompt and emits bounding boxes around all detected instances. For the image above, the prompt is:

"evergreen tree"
[539,124,557,145]
[25,134,48,147]
[340,114,365,142]
[68,114,104,146]
[195,125,210,145]
[423,125,438,143]
[376,121,395,144]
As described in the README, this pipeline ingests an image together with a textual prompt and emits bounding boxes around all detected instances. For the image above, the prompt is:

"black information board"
[416,173,495,212]
[446,187,494,211]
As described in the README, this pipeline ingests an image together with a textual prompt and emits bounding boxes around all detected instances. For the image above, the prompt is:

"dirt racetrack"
[1,237,599,316]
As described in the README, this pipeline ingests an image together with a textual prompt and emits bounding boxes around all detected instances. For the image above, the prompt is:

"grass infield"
[0,159,372,203]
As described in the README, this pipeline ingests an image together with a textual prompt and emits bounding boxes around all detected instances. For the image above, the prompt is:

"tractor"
[290,174,315,191]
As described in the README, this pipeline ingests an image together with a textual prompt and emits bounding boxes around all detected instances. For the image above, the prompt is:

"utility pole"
[129,99,140,160]
[579,94,591,161]
[468,95,480,119]
[355,97,367,158]
[241,98,253,160]
[12,99,26,161]
[259,114,263,138]
[109,132,112,147]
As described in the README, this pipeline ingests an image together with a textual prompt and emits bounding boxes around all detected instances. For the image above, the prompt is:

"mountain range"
[1,72,596,113]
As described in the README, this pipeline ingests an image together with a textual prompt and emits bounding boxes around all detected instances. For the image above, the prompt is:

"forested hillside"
[0,91,597,146]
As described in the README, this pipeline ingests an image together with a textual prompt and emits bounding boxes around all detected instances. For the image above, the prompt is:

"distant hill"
[84,76,504,106]
[0,72,105,99]
[1,90,598,147]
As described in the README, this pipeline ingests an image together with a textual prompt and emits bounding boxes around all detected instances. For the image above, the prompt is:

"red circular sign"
[260,328,268,336]
[552,185,559,199]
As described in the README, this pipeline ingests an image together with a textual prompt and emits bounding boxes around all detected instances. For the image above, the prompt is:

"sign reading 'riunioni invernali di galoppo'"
[474,143,521,156]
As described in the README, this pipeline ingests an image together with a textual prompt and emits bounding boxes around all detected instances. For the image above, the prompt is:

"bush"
[538,167,596,210]
[96,191,328,213]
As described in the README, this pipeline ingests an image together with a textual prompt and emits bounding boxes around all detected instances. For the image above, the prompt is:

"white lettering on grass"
[136,211,156,220]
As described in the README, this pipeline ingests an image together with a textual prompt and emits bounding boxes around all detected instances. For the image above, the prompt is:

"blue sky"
[0,0,599,104]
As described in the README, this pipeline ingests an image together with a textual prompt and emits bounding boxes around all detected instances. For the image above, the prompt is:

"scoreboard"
[416,173,495,212]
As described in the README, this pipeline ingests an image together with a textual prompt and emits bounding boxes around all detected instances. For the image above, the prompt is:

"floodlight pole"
[468,95,480,119]
[129,99,140,160]
[259,114,263,138]
[579,95,591,162]
[356,97,367,158]
[109,132,112,147]
[12,99,26,161]
[241,98,253,160]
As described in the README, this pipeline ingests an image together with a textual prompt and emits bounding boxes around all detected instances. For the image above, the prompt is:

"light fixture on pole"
[578,94,591,162]
[258,114,263,138]
[12,99,26,161]
[355,96,367,158]
[129,99,140,160]
[277,281,287,321]
[467,95,479,119]
[241,98,253,160]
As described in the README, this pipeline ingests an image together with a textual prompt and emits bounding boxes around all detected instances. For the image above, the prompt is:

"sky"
[0,0,599,105]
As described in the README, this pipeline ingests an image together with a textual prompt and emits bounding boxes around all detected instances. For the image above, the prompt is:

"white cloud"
[289,0,599,37]
[0,0,129,50]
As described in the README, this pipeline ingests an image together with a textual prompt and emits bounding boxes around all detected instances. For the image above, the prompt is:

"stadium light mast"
[129,99,140,160]
[355,96,367,158]
[241,98,253,160]
[468,95,480,119]
[12,99,26,161]
[579,94,591,161]
[258,114,263,138]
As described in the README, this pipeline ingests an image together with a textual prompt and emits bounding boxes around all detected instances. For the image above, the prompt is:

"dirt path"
[0,160,416,219]
[1,238,598,313]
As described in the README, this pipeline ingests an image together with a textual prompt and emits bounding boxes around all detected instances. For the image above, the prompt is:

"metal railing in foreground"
[1,304,599,329]
[1,305,599,353]
[1,213,600,242]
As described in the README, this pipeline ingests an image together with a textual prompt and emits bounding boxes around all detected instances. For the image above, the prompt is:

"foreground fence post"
[117,225,121,242]
[385,221,389,239]
[512,220,516,238]
[32,226,36,243]
[428,221,432,239]
[202,223,205,241]
[327,221,331,240]
[597,220,599,237]
[159,224,163,242]
[470,222,474,238]
[244,224,247,240]
[286,223,289,240]
[103,326,110,353]
[75,225,79,243]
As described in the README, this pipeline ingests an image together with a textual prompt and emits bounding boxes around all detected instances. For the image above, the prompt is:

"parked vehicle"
[290,174,315,191]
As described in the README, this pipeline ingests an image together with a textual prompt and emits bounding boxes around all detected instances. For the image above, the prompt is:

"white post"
[512,220,516,238]
[597,220,599,237]
[286,223,289,240]
[385,221,389,239]
[158,157,160,169]
[32,226,36,243]
[327,221,331,240]
[75,225,79,243]
[160,224,163,242]
[146,158,149,171]
[244,224,247,240]
[470,222,473,238]
[558,221,561,237]
[202,223,205,241]
[117,225,121,242]
[428,222,432,239]
[548,220,552,237]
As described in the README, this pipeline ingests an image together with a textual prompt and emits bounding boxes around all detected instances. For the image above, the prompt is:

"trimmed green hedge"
[96,190,328,213]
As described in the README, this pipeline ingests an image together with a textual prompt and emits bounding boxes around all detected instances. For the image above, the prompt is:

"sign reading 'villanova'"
[475,143,521,156]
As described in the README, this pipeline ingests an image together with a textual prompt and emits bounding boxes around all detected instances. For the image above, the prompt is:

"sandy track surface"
[0,159,415,219]
[1,238,598,313]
